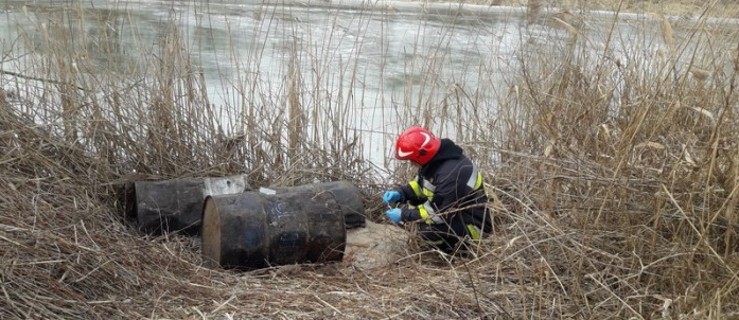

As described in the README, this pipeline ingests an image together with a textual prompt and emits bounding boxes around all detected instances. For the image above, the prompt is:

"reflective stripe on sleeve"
[418,202,444,224]
[422,179,435,198]
[409,180,423,198]
[466,167,483,190]
[422,179,436,192]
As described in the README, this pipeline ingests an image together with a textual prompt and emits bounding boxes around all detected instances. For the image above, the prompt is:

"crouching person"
[383,127,492,254]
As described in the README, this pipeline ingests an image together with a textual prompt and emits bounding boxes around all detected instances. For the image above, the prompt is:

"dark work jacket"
[396,139,492,233]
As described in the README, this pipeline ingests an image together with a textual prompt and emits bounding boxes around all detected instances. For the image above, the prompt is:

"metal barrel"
[125,175,250,235]
[261,180,366,229]
[201,190,346,270]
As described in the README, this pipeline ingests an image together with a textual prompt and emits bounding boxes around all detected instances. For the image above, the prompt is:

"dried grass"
[1,1,739,319]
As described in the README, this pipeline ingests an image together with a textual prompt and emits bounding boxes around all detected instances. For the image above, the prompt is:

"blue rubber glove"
[383,190,402,204]
[385,208,402,223]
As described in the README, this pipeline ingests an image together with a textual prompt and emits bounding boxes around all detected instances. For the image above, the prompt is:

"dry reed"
[1,1,738,319]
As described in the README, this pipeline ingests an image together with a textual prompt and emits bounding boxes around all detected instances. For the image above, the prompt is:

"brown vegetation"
[1,1,738,319]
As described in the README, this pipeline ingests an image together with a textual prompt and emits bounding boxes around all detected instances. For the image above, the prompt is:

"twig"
[0,69,88,91]
[313,294,342,315]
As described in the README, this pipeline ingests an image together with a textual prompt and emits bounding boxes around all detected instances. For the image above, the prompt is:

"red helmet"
[394,127,441,165]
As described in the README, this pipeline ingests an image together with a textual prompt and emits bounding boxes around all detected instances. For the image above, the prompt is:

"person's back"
[383,127,491,254]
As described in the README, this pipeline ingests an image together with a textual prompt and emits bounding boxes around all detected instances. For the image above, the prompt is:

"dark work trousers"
[418,217,476,254]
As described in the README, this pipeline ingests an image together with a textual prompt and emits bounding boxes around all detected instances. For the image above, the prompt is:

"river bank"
[230,0,739,28]
[449,0,739,19]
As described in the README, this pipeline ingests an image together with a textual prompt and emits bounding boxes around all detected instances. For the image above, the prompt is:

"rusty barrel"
[261,180,366,229]
[125,175,250,235]
[201,190,346,270]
